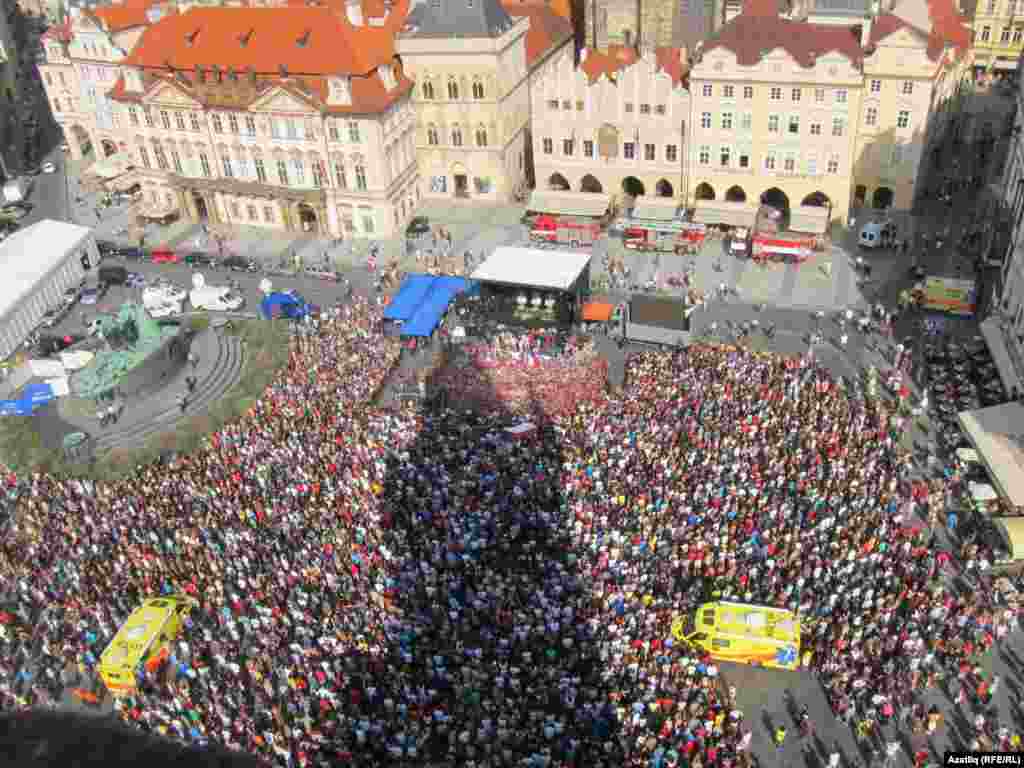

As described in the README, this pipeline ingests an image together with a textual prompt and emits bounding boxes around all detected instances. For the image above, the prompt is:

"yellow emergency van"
[98,595,196,696]
[675,601,802,671]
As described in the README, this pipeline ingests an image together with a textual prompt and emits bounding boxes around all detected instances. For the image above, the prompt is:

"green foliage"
[189,315,211,333]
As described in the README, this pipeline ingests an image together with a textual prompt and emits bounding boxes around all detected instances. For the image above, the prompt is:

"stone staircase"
[93,330,245,454]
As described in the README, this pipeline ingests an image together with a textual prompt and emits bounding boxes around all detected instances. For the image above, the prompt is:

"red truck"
[530,215,600,248]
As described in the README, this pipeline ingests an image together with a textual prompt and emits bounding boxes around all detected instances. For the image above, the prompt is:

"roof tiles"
[503,3,573,65]
[90,0,169,32]
[702,13,864,67]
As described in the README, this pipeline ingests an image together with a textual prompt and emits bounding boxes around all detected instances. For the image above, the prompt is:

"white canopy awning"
[471,246,591,291]
[958,402,1024,507]
[525,191,611,218]
[631,198,682,222]
[789,204,830,234]
[692,201,758,227]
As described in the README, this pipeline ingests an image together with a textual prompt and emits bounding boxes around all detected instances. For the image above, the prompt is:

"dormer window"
[328,76,351,106]
[123,67,143,92]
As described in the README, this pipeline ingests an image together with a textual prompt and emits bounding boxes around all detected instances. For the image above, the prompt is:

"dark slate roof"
[671,0,709,50]
[402,0,516,37]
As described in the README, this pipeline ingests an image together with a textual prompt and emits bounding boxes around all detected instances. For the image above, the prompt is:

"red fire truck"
[530,215,601,248]
[624,222,706,253]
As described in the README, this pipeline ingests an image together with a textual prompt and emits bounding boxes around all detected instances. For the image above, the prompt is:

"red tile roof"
[702,13,864,67]
[90,0,170,33]
[655,46,687,86]
[866,0,969,62]
[41,19,72,42]
[580,44,639,82]
[121,5,406,74]
[503,3,573,65]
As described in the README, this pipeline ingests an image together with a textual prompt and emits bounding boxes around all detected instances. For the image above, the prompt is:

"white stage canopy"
[471,246,591,292]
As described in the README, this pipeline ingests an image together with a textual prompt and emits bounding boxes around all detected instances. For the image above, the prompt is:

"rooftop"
[0,221,94,322]
[702,12,864,67]
[402,0,516,38]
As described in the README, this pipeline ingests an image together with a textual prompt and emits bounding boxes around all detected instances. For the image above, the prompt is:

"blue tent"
[260,292,315,320]
[383,274,435,322]
[402,277,471,337]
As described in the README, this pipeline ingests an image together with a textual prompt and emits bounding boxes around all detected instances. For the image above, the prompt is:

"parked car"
[150,248,180,264]
[41,161,56,174]
[304,265,339,282]
[222,255,259,273]
[126,272,146,288]
[79,287,99,305]
[62,284,83,307]
[40,305,67,328]
[184,251,217,268]
[98,265,128,285]
[405,216,431,237]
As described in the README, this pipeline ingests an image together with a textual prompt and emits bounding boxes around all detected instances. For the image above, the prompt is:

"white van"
[189,286,244,312]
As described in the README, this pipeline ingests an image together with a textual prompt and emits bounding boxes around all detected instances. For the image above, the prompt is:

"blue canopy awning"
[401,277,472,337]
[383,273,436,321]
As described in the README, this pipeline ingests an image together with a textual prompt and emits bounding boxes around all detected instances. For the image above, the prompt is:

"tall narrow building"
[584,0,711,49]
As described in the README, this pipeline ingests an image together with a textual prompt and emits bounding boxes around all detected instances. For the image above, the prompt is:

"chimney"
[297,29,311,47]
[279,64,289,79]
[860,15,872,47]
[212,64,222,82]
[345,0,363,25]
[247,65,257,85]
[238,28,253,46]
[185,29,199,46]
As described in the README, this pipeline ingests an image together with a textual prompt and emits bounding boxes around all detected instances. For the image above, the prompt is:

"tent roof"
[401,277,471,337]
[383,273,435,321]
[630,198,682,222]
[525,191,611,218]
[0,220,93,322]
[581,301,615,322]
[471,246,591,291]
[958,402,1024,506]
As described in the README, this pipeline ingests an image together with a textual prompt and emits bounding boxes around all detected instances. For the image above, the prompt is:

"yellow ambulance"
[673,600,802,671]
[98,595,196,696]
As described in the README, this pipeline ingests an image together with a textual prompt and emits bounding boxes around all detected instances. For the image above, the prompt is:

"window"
[139,145,151,169]
[212,114,223,133]
[58,71,65,86]
[547,99,559,110]
[827,156,839,174]
[624,142,635,159]
[768,115,780,133]
[312,159,325,187]
[788,115,799,134]
[701,112,712,129]
[770,87,781,100]
[153,143,168,170]
[170,148,182,174]
[870,79,881,93]
[625,102,634,113]
[542,138,553,154]
[665,144,677,162]
[422,80,434,100]
[228,114,239,134]
[53,98,61,112]
[764,152,776,170]
[1015,26,1024,43]
[987,0,996,11]
[981,26,992,42]
[451,126,463,146]
[129,106,139,126]
[237,155,249,178]
[865,107,878,126]
[245,116,256,137]
[576,100,584,111]
[1002,27,1012,43]
[835,89,847,104]
[190,112,200,131]
[891,144,904,166]
[791,88,801,102]
[783,155,795,173]
[902,80,914,95]
[160,110,170,129]
[702,84,712,97]
[721,112,733,130]
[476,126,488,147]
[807,156,817,175]
[277,159,288,185]
[814,88,825,103]
[427,125,439,145]
[698,145,710,165]
[738,150,749,169]
[171,111,184,131]
[810,122,821,136]
[740,113,752,131]
[44,72,51,86]
[255,157,267,183]
[348,121,360,142]
[720,146,730,167]
[362,214,375,233]
[355,165,367,191]
[743,86,753,99]
[722,85,734,98]
[831,118,844,137]
[230,202,240,220]
[222,155,233,178]
[447,79,458,99]
[263,206,274,223]
[472,80,484,99]
[199,153,211,177]
[644,143,655,161]
[334,161,347,190]
[286,119,298,140]
[292,158,305,185]
[897,110,910,128]
[562,100,572,110]
[563,138,574,156]
[329,121,340,141]
[640,104,651,115]
[583,140,594,157]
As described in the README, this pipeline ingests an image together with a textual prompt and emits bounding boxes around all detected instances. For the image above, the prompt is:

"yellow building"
[970,0,1024,74]
[688,7,865,224]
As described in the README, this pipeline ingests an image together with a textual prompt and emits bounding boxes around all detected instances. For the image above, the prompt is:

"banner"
[922,276,977,316]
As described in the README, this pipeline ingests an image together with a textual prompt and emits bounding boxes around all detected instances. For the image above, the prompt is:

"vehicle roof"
[100,597,182,669]
[695,601,799,644]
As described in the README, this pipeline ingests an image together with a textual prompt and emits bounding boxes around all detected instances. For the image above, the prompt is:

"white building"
[0,220,96,362]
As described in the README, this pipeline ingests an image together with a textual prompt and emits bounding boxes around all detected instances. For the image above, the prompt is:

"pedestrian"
[188,352,198,370]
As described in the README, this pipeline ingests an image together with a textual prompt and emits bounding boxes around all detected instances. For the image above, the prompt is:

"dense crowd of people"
[0,299,1015,767]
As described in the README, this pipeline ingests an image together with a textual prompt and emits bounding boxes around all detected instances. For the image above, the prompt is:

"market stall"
[523,191,611,220]
[692,200,758,228]
[957,402,1024,507]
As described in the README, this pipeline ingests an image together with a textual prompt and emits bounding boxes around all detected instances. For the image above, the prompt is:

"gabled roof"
[89,0,170,33]
[503,3,573,65]
[867,0,970,61]
[121,6,405,74]
[655,47,688,86]
[402,0,516,38]
[580,45,638,82]
[701,12,864,67]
